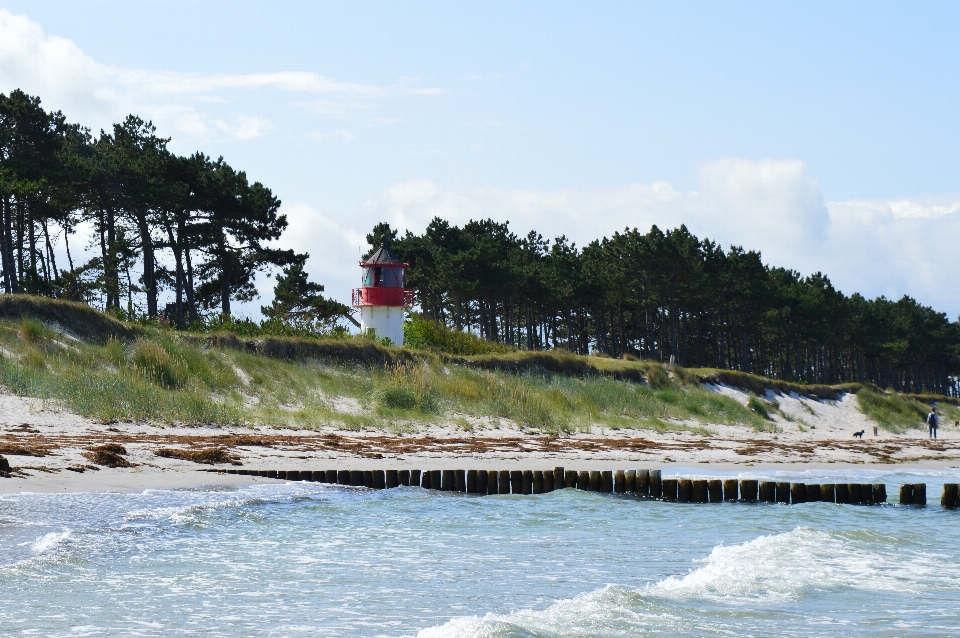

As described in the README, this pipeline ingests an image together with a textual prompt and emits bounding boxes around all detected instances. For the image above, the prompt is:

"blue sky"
[2,1,960,317]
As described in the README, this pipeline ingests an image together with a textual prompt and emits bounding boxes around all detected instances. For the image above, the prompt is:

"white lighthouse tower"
[351,238,413,346]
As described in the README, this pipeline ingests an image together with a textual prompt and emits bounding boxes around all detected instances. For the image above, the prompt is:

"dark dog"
[853,430,864,439]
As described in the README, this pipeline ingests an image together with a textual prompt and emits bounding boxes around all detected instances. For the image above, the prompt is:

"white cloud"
[113,69,386,97]
[0,9,123,126]
[0,9,440,140]
[292,159,960,318]
[307,129,356,143]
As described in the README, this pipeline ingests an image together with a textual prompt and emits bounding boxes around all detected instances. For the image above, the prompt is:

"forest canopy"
[374,219,960,396]
[0,89,349,330]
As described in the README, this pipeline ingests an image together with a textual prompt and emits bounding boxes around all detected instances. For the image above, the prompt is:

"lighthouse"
[351,238,414,345]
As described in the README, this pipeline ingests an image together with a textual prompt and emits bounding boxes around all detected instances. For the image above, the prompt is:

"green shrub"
[403,315,504,355]
[104,338,126,365]
[131,341,188,389]
[747,395,771,419]
[375,385,419,410]
[19,317,47,344]
[646,365,672,390]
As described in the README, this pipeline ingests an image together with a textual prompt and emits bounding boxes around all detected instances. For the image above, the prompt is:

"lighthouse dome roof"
[361,238,406,267]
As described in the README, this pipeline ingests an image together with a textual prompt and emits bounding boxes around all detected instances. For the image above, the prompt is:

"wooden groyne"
[201,468,960,507]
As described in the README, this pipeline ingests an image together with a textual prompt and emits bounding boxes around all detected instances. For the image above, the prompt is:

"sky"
[2,0,960,318]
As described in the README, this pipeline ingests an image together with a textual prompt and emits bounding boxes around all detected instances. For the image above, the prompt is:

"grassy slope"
[0,296,948,434]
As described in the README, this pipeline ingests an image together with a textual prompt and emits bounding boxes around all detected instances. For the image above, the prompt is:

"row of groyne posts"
[207,468,960,507]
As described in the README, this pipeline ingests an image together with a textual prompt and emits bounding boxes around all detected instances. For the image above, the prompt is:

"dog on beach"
[853,430,864,439]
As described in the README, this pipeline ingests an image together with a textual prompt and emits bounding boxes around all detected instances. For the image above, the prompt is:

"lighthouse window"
[382,267,404,287]
[362,266,404,287]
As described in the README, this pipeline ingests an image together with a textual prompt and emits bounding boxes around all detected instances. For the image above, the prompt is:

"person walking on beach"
[926,407,939,439]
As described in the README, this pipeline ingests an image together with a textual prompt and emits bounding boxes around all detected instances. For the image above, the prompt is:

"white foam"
[31,530,71,555]
[417,527,960,637]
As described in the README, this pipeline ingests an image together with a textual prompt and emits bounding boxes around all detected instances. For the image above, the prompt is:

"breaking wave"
[417,527,959,638]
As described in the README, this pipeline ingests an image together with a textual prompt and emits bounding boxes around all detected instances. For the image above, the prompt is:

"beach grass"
[854,386,930,433]
[0,314,773,434]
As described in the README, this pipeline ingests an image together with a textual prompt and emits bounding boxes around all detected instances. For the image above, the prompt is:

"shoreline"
[3,390,960,494]
[4,459,959,495]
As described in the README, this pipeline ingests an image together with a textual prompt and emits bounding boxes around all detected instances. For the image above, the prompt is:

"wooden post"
[790,483,806,504]
[820,484,835,503]
[337,470,349,485]
[510,470,523,494]
[637,469,650,495]
[835,483,850,504]
[278,471,288,480]
[565,470,578,489]
[849,483,863,505]
[708,479,723,503]
[454,469,466,493]
[625,470,636,494]
[396,470,409,486]
[677,479,692,503]
[589,471,602,492]
[326,470,338,483]
[649,470,662,499]
[723,479,738,501]
[758,481,776,502]
[899,483,913,505]
[441,469,454,491]
[578,471,590,490]
[662,478,678,501]
[490,470,501,495]
[373,470,386,489]
[500,470,511,494]
[860,483,875,505]
[363,471,375,488]
[739,479,758,501]
[614,470,626,494]
[805,484,821,501]
[554,467,565,489]
[474,470,485,495]
[522,470,534,495]
[286,470,299,481]
[311,470,325,482]
[466,470,478,493]
[410,469,421,487]
[421,470,432,489]
[692,479,708,503]
[775,482,790,504]
[430,469,442,490]
[915,483,926,505]
[601,471,613,493]
[941,483,959,508]
[543,470,555,493]
[873,484,886,504]
[349,470,363,486]
[533,470,544,494]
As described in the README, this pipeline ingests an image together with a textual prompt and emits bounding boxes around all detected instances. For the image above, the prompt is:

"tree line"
[0,89,347,329]
[371,219,960,395]
[4,89,957,395]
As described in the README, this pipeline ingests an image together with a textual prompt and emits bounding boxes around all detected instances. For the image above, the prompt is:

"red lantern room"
[351,238,414,345]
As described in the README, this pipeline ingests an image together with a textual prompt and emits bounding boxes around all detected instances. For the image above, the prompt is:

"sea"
[2,467,959,637]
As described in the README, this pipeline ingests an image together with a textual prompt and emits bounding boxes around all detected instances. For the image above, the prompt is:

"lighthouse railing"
[351,287,414,308]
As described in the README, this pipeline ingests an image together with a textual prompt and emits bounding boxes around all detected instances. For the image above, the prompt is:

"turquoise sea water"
[2,468,960,637]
